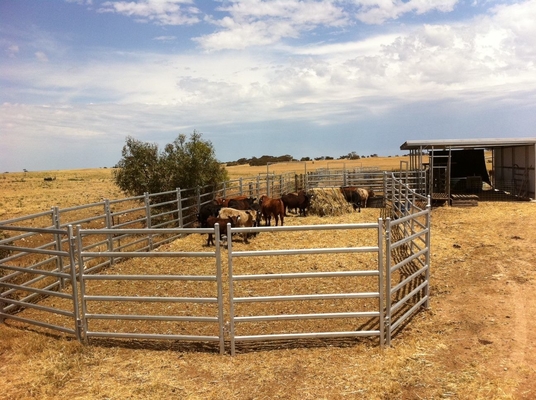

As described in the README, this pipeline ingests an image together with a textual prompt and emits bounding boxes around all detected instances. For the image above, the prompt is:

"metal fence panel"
[76,227,226,354]
[0,225,81,339]
[226,223,385,355]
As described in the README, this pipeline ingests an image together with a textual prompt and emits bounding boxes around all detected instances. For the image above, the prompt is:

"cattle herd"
[196,186,375,246]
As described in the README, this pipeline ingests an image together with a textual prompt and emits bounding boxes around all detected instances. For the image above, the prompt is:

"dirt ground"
[422,202,536,399]
[1,201,536,399]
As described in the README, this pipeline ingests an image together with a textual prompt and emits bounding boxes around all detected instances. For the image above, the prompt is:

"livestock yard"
[1,159,536,400]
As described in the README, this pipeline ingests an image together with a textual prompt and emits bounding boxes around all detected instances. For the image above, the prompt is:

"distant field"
[0,156,417,221]
[225,155,417,177]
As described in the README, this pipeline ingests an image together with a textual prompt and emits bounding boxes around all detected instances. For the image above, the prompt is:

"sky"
[1,0,536,172]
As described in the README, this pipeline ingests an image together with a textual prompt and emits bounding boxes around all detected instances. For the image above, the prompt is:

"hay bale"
[308,188,354,217]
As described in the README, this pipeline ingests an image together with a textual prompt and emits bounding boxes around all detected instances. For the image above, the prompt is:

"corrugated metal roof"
[400,137,536,150]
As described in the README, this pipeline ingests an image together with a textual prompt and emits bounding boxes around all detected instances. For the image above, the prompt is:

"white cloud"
[64,0,93,5]
[354,0,459,24]
[35,51,49,62]
[153,35,177,41]
[6,45,19,58]
[195,0,350,50]
[98,0,201,25]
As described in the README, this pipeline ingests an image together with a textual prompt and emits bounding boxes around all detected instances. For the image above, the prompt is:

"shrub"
[113,131,229,199]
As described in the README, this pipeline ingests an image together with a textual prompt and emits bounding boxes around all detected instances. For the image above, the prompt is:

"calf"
[205,215,238,246]
[218,207,259,243]
[259,195,285,226]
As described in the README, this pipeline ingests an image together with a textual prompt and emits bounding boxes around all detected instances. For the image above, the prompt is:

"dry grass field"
[1,157,536,400]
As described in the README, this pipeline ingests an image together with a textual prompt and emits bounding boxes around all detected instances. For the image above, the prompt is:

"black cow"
[340,187,362,212]
[196,203,223,228]
[227,197,256,210]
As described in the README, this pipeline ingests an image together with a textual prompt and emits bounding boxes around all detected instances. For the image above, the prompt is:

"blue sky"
[1,0,536,171]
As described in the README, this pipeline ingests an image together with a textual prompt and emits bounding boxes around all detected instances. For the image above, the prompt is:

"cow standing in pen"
[218,207,259,243]
[259,195,285,226]
[281,190,311,217]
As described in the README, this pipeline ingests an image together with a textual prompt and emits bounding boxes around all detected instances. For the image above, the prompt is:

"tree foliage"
[113,131,228,197]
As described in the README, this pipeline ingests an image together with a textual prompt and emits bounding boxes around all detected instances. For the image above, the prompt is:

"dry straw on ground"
[307,188,354,216]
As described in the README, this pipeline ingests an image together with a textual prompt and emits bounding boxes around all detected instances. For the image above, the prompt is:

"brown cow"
[218,207,259,243]
[205,215,238,246]
[216,196,252,208]
[356,188,375,208]
[281,190,310,216]
[259,195,285,226]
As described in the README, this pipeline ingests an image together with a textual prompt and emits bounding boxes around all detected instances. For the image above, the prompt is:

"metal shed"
[400,138,536,202]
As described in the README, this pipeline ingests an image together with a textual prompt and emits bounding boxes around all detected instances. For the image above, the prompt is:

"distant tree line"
[226,153,379,166]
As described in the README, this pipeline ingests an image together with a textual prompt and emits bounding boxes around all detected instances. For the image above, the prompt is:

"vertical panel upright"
[52,206,65,289]
[385,217,392,346]
[378,218,385,347]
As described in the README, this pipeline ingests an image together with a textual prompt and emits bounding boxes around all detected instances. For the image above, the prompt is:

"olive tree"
[113,131,228,198]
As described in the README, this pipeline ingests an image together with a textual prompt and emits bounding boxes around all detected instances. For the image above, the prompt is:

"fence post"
[75,225,89,343]
[67,225,83,342]
[383,172,387,207]
[239,178,243,196]
[104,199,114,266]
[378,218,385,348]
[144,192,153,251]
[425,196,431,309]
[52,206,66,289]
[385,217,392,346]
[177,188,183,228]
[0,293,5,324]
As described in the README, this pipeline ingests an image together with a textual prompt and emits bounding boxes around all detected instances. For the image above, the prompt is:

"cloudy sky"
[1,0,536,172]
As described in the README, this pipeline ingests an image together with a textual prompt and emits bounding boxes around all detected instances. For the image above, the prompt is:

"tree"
[113,131,228,198]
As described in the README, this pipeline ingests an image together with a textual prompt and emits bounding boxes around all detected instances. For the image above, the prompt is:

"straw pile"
[307,188,354,216]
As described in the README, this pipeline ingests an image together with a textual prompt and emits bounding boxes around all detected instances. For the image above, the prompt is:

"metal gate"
[76,227,227,354]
